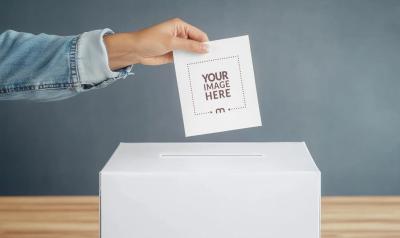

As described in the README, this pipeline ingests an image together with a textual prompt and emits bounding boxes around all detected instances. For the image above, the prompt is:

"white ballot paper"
[174,35,262,137]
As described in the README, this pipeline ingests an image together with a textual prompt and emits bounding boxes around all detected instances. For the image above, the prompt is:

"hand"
[103,18,209,70]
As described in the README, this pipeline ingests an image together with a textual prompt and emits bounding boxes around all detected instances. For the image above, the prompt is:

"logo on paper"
[202,71,231,101]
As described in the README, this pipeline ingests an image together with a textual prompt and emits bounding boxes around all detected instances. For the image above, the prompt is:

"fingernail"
[201,43,209,53]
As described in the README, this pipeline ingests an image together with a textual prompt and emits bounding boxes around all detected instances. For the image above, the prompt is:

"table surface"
[0,196,399,238]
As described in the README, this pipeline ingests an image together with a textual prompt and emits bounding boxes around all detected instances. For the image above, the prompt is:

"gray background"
[0,0,399,195]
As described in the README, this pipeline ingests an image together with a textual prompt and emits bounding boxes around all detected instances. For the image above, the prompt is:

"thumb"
[171,37,208,53]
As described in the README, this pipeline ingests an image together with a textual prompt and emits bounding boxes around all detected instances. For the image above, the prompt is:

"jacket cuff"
[77,29,133,87]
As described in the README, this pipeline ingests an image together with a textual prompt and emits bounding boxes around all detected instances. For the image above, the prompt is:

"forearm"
[103,18,209,68]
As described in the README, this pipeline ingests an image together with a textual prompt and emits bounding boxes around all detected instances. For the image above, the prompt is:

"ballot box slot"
[159,154,264,158]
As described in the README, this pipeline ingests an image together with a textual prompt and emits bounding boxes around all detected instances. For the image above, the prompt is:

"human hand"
[103,18,209,70]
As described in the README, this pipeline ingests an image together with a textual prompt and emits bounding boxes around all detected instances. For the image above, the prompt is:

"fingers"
[183,22,209,42]
[169,18,209,42]
[171,37,209,54]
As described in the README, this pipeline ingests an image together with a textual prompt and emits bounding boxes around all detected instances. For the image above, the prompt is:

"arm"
[0,18,208,101]
[103,18,208,69]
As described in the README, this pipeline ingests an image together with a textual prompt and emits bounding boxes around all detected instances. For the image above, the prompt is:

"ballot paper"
[173,35,262,137]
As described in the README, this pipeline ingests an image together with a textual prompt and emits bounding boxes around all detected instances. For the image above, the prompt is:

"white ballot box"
[100,142,320,238]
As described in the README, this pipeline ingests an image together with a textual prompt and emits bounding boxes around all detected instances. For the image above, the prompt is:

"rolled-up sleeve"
[0,29,134,101]
[77,29,133,89]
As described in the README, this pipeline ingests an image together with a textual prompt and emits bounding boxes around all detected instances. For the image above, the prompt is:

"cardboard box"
[100,142,320,238]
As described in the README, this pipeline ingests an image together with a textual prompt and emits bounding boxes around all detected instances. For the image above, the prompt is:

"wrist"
[103,32,141,70]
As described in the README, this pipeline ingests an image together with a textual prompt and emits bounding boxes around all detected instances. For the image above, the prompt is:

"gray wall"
[0,0,399,195]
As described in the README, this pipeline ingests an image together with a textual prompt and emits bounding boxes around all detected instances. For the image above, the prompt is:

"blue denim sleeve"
[0,29,133,101]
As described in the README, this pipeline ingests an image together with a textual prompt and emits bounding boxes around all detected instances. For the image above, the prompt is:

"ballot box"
[100,142,320,238]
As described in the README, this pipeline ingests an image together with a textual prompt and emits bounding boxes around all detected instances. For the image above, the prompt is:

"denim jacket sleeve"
[0,29,133,101]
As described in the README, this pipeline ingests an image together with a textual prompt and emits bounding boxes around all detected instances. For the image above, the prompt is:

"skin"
[103,18,209,70]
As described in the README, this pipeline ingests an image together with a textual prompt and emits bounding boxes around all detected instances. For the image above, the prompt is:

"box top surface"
[101,142,319,174]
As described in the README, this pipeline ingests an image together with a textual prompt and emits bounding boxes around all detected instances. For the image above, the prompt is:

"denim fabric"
[0,30,133,101]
